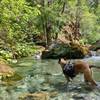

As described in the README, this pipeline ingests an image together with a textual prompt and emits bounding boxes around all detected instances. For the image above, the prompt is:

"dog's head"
[58,58,67,68]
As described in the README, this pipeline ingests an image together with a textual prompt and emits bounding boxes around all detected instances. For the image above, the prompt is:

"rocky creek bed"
[0,56,100,100]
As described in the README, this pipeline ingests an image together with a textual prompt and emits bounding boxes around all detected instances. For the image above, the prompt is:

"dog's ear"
[63,57,67,60]
[58,58,67,64]
[58,58,61,64]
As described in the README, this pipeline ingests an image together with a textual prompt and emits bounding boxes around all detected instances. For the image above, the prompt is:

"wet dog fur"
[58,58,98,87]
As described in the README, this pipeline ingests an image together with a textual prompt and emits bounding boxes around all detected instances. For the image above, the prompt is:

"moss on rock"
[41,41,89,59]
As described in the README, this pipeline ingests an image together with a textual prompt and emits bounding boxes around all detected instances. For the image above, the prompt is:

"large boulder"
[0,64,15,79]
[41,41,89,59]
[0,58,15,79]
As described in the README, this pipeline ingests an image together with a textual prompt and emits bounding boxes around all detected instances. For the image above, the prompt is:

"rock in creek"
[19,92,50,100]
[0,63,15,79]
[41,41,89,59]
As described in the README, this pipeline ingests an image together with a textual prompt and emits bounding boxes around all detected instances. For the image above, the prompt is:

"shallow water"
[0,56,100,100]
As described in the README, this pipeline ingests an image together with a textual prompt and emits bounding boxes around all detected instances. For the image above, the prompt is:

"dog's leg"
[84,69,97,86]
[64,75,73,87]
[64,75,70,89]
[90,68,93,76]
[84,68,93,85]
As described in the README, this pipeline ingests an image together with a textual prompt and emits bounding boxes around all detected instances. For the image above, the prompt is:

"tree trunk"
[45,21,52,47]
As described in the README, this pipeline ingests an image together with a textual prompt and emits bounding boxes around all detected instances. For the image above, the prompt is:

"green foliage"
[0,0,39,60]
[0,43,35,61]
[0,0,100,61]
[15,43,36,58]
[80,1,100,44]
[0,0,40,42]
[0,50,13,60]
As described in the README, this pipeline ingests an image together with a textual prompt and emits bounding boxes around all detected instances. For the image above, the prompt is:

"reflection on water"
[0,56,100,100]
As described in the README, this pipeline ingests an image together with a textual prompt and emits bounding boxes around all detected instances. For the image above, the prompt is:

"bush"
[15,43,36,58]
[0,50,13,60]
[0,43,36,61]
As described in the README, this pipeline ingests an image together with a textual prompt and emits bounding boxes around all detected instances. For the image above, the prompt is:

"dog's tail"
[89,65,100,69]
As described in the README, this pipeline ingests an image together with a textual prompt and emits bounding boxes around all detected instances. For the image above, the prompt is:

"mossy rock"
[0,63,15,80]
[41,41,89,59]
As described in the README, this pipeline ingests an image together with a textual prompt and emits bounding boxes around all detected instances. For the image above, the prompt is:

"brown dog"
[58,58,98,87]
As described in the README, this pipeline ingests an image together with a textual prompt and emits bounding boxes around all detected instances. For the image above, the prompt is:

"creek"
[0,56,100,100]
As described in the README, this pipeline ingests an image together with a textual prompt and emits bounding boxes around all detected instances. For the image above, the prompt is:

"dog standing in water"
[58,58,98,87]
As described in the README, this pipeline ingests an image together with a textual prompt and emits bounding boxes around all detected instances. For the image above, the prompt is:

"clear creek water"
[0,56,100,100]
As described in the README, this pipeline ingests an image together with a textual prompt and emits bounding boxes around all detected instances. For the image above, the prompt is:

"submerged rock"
[19,91,59,100]
[19,92,50,100]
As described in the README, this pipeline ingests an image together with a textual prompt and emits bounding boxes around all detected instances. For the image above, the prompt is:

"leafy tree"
[0,0,100,60]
